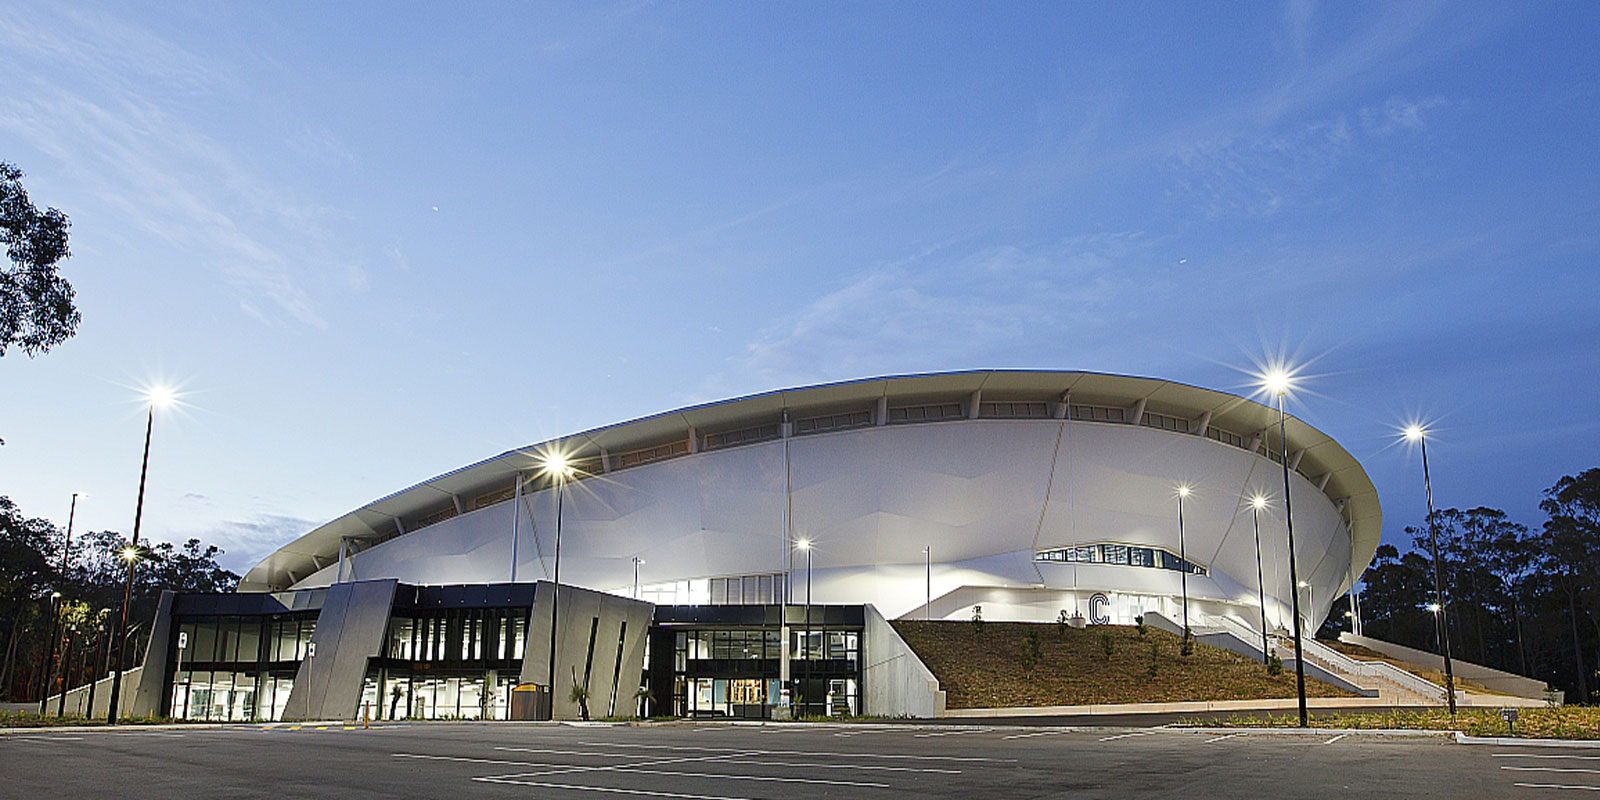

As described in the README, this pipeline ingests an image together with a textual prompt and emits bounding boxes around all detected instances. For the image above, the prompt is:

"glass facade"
[167,612,317,722]
[1035,543,1207,575]
[650,605,863,720]
[364,606,529,720]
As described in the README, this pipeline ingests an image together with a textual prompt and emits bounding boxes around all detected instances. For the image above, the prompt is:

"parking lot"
[1,720,1592,799]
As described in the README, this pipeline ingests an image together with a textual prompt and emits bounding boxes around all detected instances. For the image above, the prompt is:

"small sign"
[177,632,188,650]
[307,642,317,658]
[778,687,791,708]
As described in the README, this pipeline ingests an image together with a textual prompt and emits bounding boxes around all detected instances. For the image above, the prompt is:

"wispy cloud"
[699,233,1156,398]
[0,6,354,328]
[185,513,319,572]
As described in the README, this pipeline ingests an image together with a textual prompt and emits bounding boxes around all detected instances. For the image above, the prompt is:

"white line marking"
[1324,734,1349,745]
[1504,767,1600,775]
[12,736,84,741]
[720,759,959,775]
[1205,733,1246,743]
[573,741,1016,762]
[395,753,561,768]
[1498,755,1600,761]
[1003,729,1072,740]
[1098,732,1152,742]
[1512,784,1600,792]
[475,776,752,800]
[913,729,985,738]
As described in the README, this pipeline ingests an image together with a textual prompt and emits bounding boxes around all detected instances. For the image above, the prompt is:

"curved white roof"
[240,369,1382,593]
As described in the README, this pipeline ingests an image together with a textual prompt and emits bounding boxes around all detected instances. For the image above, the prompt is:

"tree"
[1538,470,1600,704]
[1,161,77,358]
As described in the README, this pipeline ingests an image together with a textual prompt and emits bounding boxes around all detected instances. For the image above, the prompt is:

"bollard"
[363,702,370,729]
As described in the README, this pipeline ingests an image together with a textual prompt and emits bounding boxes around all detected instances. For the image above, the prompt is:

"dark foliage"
[1325,471,1600,703]
[0,162,78,358]
[0,496,238,701]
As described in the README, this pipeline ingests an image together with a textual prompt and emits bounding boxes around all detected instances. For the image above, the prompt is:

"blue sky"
[1,1,1596,573]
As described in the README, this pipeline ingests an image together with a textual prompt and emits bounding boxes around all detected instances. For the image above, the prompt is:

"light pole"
[632,557,644,600]
[1249,495,1270,664]
[798,539,812,716]
[107,386,171,725]
[38,590,60,714]
[1406,425,1458,714]
[1176,484,1193,650]
[1427,602,1443,654]
[923,546,931,621]
[540,451,572,719]
[1265,369,1309,727]
[40,492,81,715]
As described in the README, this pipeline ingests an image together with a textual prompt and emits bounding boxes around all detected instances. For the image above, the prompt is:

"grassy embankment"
[892,620,1354,709]
[1191,707,1599,740]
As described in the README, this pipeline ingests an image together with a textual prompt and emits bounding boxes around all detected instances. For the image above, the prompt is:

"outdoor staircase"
[1194,613,1448,706]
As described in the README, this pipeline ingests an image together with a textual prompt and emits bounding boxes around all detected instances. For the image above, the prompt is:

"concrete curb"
[1454,732,1600,748]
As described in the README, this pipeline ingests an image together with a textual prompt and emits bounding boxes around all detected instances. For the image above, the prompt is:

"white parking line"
[1098,732,1152,742]
[1324,734,1349,745]
[474,776,753,800]
[576,741,1016,762]
[1498,755,1600,761]
[9,736,84,741]
[1205,733,1245,743]
[913,729,986,738]
[1512,783,1600,792]
[493,765,888,789]
[1504,767,1600,775]
[1003,729,1072,740]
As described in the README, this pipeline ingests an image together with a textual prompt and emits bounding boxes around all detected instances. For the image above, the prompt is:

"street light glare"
[1427,602,1442,612]
[1176,483,1192,498]
[1263,369,1294,397]
[539,450,574,478]
[797,539,812,550]
[119,545,140,563]
[1250,494,1268,510]
[146,385,177,409]
[1403,424,1426,442]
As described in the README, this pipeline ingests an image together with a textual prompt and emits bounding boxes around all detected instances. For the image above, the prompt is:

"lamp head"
[120,545,141,563]
[145,385,177,409]
[797,539,811,551]
[1176,483,1192,499]
[51,591,61,599]
[539,450,574,479]
[1403,424,1426,443]
[1250,494,1268,510]
[1263,369,1294,397]
[1426,602,1442,612]
[1298,580,1310,588]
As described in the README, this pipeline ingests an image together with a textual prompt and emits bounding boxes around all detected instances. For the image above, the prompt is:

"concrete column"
[876,396,889,426]
[967,390,982,419]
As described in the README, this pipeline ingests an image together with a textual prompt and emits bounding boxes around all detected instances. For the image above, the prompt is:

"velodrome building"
[82,370,1383,722]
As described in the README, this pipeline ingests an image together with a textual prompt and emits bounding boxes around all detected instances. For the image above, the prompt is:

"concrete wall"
[45,667,141,720]
[298,419,1354,630]
[1340,632,1549,699]
[520,581,653,720]
[862,604,944,718]
[281,579,398,720]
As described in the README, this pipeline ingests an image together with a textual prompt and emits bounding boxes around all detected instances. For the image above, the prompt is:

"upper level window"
[1035,543,1206,575]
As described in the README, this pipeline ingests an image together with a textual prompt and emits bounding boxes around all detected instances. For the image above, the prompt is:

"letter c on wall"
[1089,593,1110,625]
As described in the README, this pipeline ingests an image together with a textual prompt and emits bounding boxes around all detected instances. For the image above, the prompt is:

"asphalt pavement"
[0,719,1591,799]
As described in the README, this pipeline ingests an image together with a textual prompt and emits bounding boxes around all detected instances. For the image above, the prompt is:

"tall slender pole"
[1277,392,1309,727]
[1419,436,1459,714]
[107,406,155,725]
[1252,503,1269,664]
[778,413,792,718]
[545,471,565,717]
[804,546,812,717]
[924,546,931,621]
[509,473,523,583]
[84,615,105,717]
[632,557,642,600]
[39,493,79,715]
[1177,491,1191,643]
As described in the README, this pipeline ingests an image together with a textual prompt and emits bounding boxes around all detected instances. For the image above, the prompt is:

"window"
[887,403,963,423]
[794,410,872,435]
[1034,543,1206,575]
[979,401,1050,418]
